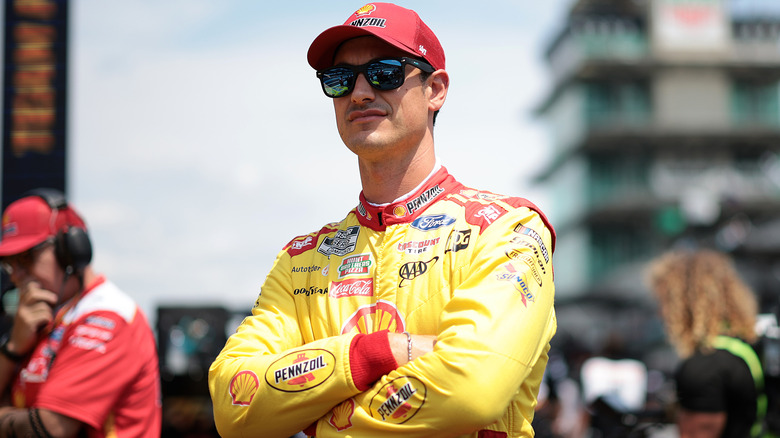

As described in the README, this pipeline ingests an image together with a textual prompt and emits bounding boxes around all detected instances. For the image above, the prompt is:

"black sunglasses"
[317,57,435,98]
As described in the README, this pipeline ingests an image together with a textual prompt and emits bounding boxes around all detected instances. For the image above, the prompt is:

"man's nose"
[351,73,376,103]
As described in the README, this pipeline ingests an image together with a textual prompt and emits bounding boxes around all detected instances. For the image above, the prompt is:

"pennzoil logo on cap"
[350,4,386,28]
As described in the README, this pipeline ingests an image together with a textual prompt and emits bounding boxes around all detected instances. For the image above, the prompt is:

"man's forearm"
[0,407,82,438]
[0,356,20,408]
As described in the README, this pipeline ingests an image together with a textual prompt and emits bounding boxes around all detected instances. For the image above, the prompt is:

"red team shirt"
[12,276,161,437]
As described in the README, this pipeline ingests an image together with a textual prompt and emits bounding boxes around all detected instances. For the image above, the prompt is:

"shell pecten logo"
[340,300,405,335]
[229,370,259,406]
[266,349,336,392]
[355,4,376,16]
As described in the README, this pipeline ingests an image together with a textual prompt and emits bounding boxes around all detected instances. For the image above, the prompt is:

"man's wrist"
[0,336,26,363]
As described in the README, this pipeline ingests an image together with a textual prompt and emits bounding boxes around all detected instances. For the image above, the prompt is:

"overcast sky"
[60,1,572,322]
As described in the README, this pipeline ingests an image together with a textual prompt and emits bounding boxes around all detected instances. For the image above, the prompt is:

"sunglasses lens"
[366,60,404,90]
[320,67,354,98]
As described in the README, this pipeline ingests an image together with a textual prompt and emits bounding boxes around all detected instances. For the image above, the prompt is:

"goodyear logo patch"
[266,349,336,392]
[369,376,427,423]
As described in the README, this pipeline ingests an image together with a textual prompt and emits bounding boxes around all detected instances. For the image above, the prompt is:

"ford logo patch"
[411,214,456,231]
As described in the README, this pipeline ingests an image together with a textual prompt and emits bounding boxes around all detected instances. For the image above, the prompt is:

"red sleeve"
[33,310,144,429]
[349,330,397,390]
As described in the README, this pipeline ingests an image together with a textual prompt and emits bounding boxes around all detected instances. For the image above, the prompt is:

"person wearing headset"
[0,189,161,438]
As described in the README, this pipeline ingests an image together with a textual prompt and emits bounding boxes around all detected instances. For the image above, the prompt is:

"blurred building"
[536,0,780,359]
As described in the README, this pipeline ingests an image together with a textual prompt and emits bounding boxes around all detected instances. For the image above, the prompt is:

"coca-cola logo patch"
[330,278,374,298]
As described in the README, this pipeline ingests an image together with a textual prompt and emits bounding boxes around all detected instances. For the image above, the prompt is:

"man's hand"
[389,333,437,366]
[9,281,58,356]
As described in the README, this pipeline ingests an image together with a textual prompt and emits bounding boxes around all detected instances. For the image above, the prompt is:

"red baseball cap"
[307,3,445,71]
[0,195,87,257]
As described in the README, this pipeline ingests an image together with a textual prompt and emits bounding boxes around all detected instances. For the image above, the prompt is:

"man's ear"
[428,70,449,112]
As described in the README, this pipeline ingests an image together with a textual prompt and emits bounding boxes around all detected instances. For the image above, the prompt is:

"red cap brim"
[308,24,420,71]
[0,235,47,257]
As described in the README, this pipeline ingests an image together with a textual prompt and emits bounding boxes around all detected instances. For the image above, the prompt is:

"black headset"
[23,188,93,276]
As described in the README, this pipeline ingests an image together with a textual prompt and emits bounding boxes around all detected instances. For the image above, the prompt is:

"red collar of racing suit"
[355,166,461,232]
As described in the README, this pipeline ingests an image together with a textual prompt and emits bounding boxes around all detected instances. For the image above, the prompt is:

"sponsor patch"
[230,370,259,406]
[341,300,405,334]
[291,236,314,251]
[73,325,113,341]
[505,248,543,286]
[349,14,387,28]
[2,222,18,236]
[475,205,502,225]
[445,229,471,253]
[318,226,360,258]
[85,315,116,330]
[355,4,375,15]
[411,214,455,232]
[291,265,322,274]
[398,256,439,287]
[293,286,329,297]
[513,224,550,263]
[405,185,444,216]
[369,376,427,423]
[330,278,374,298]
[510,238,547,276]
[496,263,535,307]
[69,335,107,353]
[266,350,336,392]
[397,237,440,255]
[337,254,372,278]
[330,398,356,431]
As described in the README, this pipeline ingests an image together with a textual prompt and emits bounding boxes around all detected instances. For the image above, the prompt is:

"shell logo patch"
[369,376,427,423]
[329,398,356,431]
[266,349,336,392]
[355,4,375,16]
[229,370,259,406]
[341,299,405,334]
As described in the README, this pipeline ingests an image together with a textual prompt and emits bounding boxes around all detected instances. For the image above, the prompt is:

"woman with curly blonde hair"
[648,249,760,438]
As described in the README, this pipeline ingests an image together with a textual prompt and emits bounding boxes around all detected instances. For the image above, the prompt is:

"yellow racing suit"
[209,166,556,438]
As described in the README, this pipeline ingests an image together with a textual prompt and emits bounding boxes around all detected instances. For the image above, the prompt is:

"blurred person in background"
[648,249,762,438]
[0,189,161,437]
[209,2,556,437]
